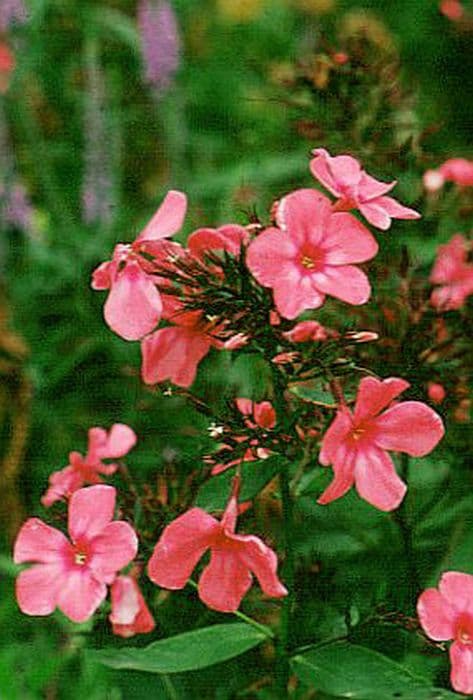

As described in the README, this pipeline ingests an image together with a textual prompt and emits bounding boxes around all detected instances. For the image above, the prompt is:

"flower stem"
[394,453,420,611]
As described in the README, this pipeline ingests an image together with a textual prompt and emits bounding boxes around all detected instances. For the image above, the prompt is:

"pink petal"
[374,195,421,220]
[147,508,219,589]
[104,261,162,341]
[322,213,378,264]
[198,549,253,612]
[450,642,473,695]
[310,150,344,197]
[246,227,298,287]
[373,402,444,456]
[319,409,353,466]
[14,519,70,564]
[16,564,64,616]
[439,572,473,613]
[310,149,362,197]
[276,189,332,247]
[430,235,469,284]
[91,261,114,290]
[253,401,276,429]
[310,265,372,305]
[41,466,84,507]
[110,576,140,625]
[135,190,187,242]
[188,224,248,258]
[354,446,407,511]
[89,521,138,584]
[56,569,107,623]
[358,201,392,230]
[99,424,137,459]
[68,485,116,541]
[273,271,325,319]
[231,535,287,598]
[235,398,253,416]
[353,376,410,422]
[358,172,396,199]
[317,444,356,505]
[141,326,212,388]
[417,588,456,641]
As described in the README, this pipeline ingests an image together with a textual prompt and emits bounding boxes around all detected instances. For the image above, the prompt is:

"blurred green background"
[1,0,473,697]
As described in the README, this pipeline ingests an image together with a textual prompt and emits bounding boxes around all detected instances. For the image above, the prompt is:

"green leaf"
[89,623,266,674]
[195,455,281,511]
[291,642,464,699]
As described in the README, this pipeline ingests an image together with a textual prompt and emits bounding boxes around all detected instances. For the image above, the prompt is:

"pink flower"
[187,224,249,259]
[147,478,287,612]
[235,398,276,430]
[91,190,187,340]
[310,148,421,231]
[428,382,447,405]
[246,188,378,319]
[439,158,473,187]
[439,1,464,21]
[318,376,445,511]
[418,571,473,694]
[42,424,137,507]
[423,169,445,193]
[109,575,155,638]
[14,485,138,623]
[282,320,329,343]
[430,234,473,311]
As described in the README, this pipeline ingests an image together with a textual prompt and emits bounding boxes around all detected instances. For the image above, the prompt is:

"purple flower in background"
[138,0,181,94]
[2,183,35,233]
[0,0,29,31]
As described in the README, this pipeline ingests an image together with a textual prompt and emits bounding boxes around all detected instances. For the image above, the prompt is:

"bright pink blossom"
[310,148,421,231]
[14,485,138,623]
[42,424,137,506]
[109,575,155,637]
[318,376,444,511]
[418,571,473,694]
[187,224,249,259]
[147,478,287,612]
[91,190,187,340]
[246,188,378,319]
[439,158,473,187]
[430,234,473,311]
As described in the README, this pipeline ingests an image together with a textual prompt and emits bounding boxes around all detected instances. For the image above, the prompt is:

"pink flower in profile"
[310,148,421,231]
[418,571,473,694]
[109,575,155,638]
[318,376,445,511]
[430,234,473,311]
[246,188,378,319]
[91,190,187,340]
[187,224,249,259]
[148,478,287,612]
[282,320,329,343]
[42,424,137,507]
[439,158,473,187]
[14,485,138,623]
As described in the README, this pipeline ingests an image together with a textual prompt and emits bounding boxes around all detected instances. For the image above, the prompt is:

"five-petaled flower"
[109,575,155,638]
[318,376,444,511]
[14,485,138,623]
[246,188,378,319]
[430,234,473,311]
[147,477,287,612]
[91,190,187,340]
[418,571,473,695]
[42,424,137,506]
[310,148,421,231]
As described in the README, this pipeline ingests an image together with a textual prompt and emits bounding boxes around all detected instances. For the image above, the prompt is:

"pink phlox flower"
[14,485,138,623]
[91,190,187,340]
[187,224,249,259]
[439,158,473,187]
[235,398,276,430]
[430,234,473,311]
[428,382,447,405]
[440,1,465,22]
[418,571,473,694]
[310,148,421,230]
[282,320,330,343]
[318,376,445,511]
[109,575,155,638]
[147,477,287,612]
[246,188,378,319]
[42,424,137,507]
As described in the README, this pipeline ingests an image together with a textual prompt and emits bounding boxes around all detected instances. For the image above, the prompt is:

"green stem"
[394,453,420,611]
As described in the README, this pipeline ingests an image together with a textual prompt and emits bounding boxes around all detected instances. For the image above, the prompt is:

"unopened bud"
[344,331,379,343]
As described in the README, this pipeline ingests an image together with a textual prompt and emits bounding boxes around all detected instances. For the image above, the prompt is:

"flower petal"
[141,326,212,388]
[319,409,353,466]
[246,227,298,287]
[310,265,371,305]
[358,172,396,199]
[56,569,107,623]
[273,271,325,319]
[104,261,162,341]
[68,485,116,541]
[16,564,64,616]
[148,508,219,589]
[450,641,473,695]
[276,188,332,247]
[253,401,276,429]
[373,402,444,456]
[231,535,287,598]
[136,190,187,242]
[439,572,473,613]
[14,519,70,564]
[110,576,155,637]
[323,213,378,264]
[417,588,456,641]
[41,466,85,507]
[91,261,114,290]
[353,376,410,422]
[317,444,355,505]
[89,521,138,584]
[198,549,253,613]
[375,195,421,220]
[97,424,137,459]
[358,200,392,230]
[354,446,407,511]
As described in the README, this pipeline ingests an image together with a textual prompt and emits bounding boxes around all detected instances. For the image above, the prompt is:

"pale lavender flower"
[138,0,181,94]
[1,183,35,233]
[0,0,29,31]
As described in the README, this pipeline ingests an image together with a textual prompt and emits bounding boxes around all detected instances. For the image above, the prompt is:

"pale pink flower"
[310,148,421,230]
[418,571,473,694]
[109,575,155,638]
[42,424,137,507]
[318,376,444,511]
[147,478,287,612]
[246,188,378,319]
[423,169,445,193]
[91,190,187,340]
[439,158,473,187]
[14,485,138,623]
[430,234,473,311]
